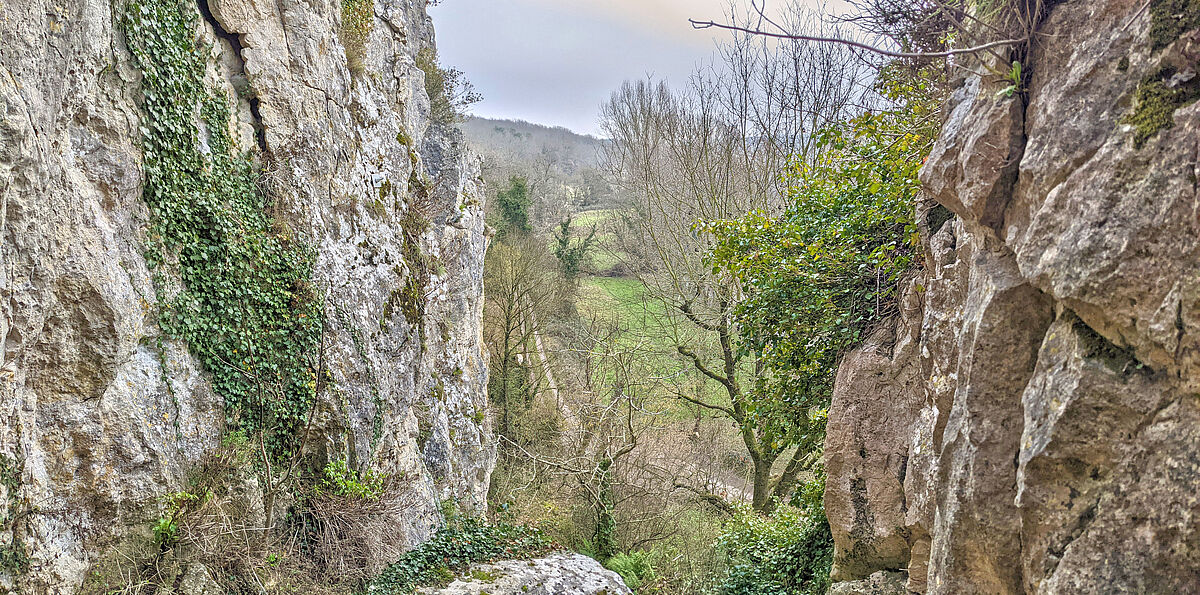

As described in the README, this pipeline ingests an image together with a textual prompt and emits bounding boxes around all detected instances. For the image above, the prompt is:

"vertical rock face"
[0,0,492,592]
[825,0,1200,593]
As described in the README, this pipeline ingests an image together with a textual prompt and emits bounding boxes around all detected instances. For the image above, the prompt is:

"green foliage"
[340,0,374,75]
[552,216,598,280]
[153,490,202,550]
[318,460,387,500]
[605,551,657,591]
[496,176,532,235]
[1150,0,1200,50]
[0,455,28,578]
[366,518,556,594]
[125,0,325,462]
[996,60,1022,98]
[715,499,833,595]
[416,47,481,125]
[702,70,934,462]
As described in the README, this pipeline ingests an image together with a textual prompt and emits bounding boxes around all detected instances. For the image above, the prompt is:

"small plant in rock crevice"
[341,0,374,75]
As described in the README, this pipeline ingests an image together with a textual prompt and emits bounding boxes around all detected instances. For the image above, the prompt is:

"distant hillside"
[462,117,618,228]
[462,116,606,175]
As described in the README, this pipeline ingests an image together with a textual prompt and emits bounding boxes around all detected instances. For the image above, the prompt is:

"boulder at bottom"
[829,571,911,595]
[417,553,632,595]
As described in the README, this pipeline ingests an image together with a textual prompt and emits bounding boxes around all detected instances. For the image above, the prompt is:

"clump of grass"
[341,0,374,75]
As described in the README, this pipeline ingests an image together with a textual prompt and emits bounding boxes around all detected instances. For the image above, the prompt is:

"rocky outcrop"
[825,0,1200,593]
[0,0,492,592]
[417,553,632,595]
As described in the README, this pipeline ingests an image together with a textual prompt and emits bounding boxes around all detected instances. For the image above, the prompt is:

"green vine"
[0,455,28,579]
[125,0,324,460]
[367,518,556,594]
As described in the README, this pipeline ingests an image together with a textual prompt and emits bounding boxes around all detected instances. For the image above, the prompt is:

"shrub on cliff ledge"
[416,47,481,125]
[702,67,938,467]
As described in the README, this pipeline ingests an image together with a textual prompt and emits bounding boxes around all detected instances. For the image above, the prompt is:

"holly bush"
[701,68,939,462]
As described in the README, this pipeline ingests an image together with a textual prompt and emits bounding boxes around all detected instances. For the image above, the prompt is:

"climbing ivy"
[366,518,555,594]
[0,455,28,579]
[125,0,323,460]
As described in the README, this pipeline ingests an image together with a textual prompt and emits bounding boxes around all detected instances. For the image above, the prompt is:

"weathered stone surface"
[926,238,1053,595]
[827,570,910,595]
[1007,0,1200,391]
[1017,314,1195,592]
[920,75,1024,235]
[825,280,924,581]
[417,553,632,595]
[0,0,491,591]
[178,564,222,595]
[827,1,1200,594]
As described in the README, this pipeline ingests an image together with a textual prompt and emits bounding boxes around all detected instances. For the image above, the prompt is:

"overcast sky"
[428,0,846,136]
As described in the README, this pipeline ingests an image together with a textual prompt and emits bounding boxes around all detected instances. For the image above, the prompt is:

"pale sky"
[429,0,846,136]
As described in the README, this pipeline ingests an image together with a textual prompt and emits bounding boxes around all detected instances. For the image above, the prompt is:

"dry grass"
[81,440,422,595]
[302,480,412,587]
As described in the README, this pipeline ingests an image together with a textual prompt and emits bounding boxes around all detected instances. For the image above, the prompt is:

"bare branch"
[689,18,1026,59]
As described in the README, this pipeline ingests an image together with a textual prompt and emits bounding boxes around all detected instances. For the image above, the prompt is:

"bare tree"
[483,235,559,438]
[599,4,864,512]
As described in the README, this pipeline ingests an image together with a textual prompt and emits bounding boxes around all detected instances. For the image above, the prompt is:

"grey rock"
[416,553,632,595]
[920,75,1024,235]
[0,0,491,591]
[178,564,222,595]
[824,281,924,582]
[828,570,910,595]
[827,2,1200,594]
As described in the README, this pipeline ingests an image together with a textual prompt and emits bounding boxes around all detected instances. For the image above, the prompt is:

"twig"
[689,19,1027,59]
[1120,0,1153,34]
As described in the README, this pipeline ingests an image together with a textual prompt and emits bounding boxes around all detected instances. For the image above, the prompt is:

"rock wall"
[0,0,493,592]
[825,0,1200,593]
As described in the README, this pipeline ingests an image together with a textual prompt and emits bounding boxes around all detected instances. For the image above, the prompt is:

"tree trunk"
[594,458,618,562]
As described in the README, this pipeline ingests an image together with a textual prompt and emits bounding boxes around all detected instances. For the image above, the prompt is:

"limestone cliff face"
[0,0,493,591]
[825,1,1200,593]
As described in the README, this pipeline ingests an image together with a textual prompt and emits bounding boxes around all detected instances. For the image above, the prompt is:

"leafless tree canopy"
[598,1,868,512]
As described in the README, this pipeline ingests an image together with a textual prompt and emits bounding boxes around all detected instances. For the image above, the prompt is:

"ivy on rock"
[125,0,323,460]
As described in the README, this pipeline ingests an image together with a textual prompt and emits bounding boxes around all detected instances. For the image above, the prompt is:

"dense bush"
[715,502,833,595]
[702,69,939,463]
